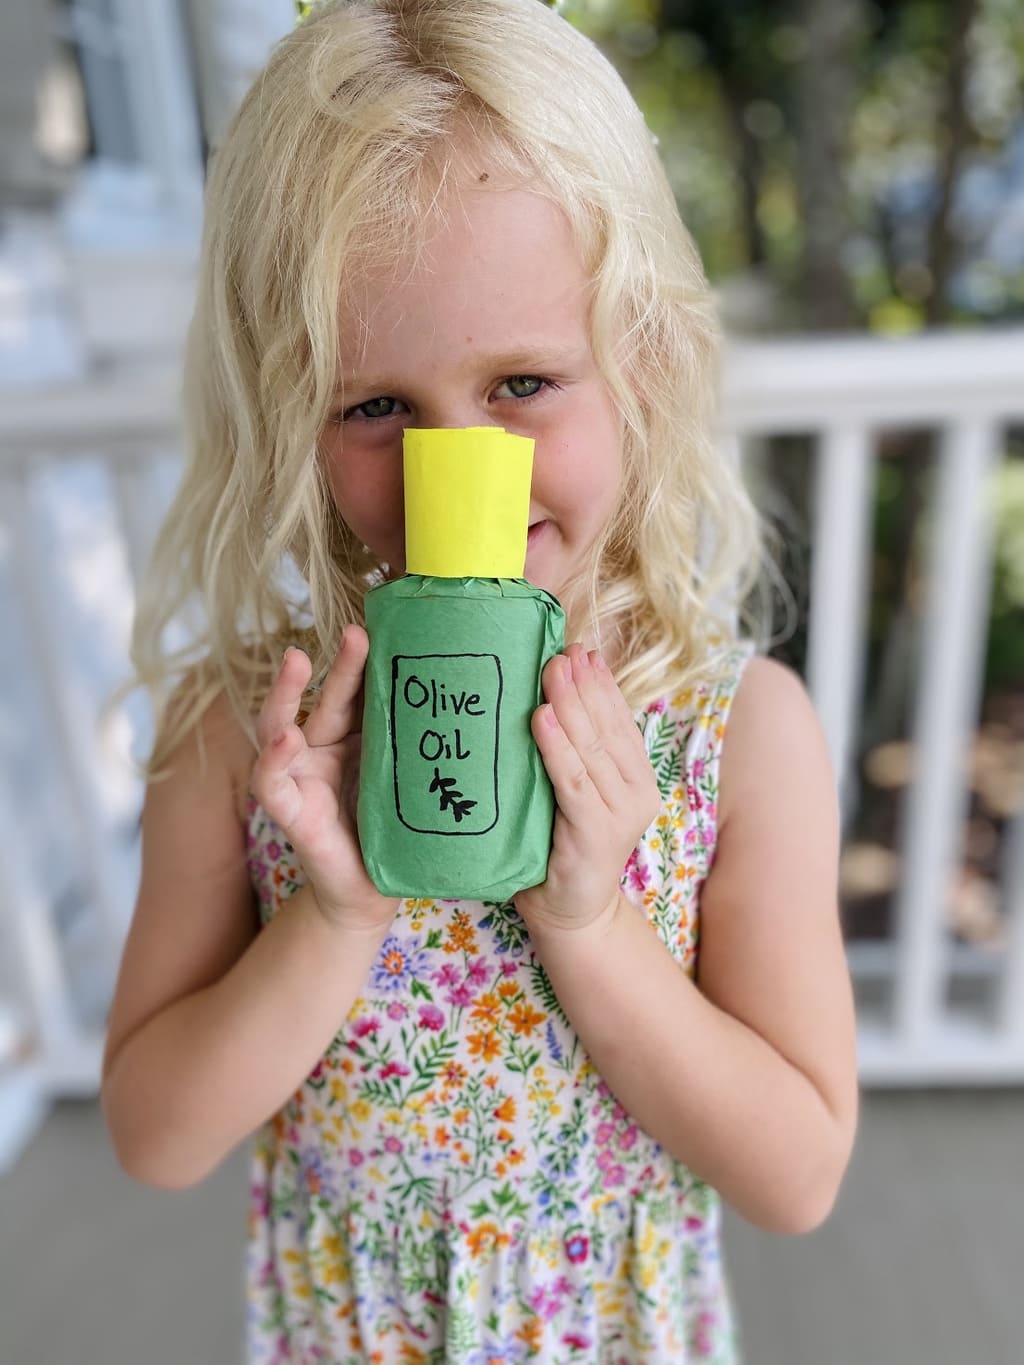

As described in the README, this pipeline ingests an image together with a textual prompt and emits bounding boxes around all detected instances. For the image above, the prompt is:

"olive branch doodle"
[429,768,478,823]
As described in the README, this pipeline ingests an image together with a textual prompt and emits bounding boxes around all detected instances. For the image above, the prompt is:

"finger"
[250,721,305,830]
[568,645,651,786]
[303,623,369,748]
[542,650,622,812]
[256,647,313,749]
[531,701,595,830]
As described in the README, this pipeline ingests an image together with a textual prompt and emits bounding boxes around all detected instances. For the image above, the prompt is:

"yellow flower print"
[444,911,478,954]
[442,1061,469,1089]
[471,992,502,1024]
[350,1098,371,1122]
[454,1108,470,1126]
[507,1000,546,1036]
[497,979,520,1000]
[671,688,694,708]
[467,1028,502,1062]
[656,814,669,829]
[466,1221,510,1258]
[516,1318,544,1350]
[493,1095,516,1123]
[330,1078,347,1103]
[672,785,685,802]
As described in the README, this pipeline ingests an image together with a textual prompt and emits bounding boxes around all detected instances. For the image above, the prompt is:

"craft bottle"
[356,426,565,900]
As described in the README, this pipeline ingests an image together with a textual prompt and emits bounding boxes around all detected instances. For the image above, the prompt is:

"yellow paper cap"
[403,427,534,577]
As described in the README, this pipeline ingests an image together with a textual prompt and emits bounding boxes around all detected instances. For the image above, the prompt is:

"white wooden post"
[806,425,874,823]
[891,419,1002,1052]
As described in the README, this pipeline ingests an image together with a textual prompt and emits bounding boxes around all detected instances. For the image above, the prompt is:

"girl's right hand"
[250,625,400,932]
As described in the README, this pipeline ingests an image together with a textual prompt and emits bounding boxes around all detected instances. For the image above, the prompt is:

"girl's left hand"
[515,643,662,935]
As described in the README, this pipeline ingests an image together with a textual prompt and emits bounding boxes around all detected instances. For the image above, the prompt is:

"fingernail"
[593,651,608,672]
[559,659,572,683]
[544,704,560,729]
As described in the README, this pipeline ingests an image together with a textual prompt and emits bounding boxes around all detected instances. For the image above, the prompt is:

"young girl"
[102,1,859,1360]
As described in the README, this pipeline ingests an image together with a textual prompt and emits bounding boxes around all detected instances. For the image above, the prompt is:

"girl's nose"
[415,402,503,431]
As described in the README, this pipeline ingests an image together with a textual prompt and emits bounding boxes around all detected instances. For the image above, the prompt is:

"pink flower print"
[700,826,714,846]
[563,1333,591,1350]
[384,1135,404,1154]
[250,1180,270,1218]
[685,1215,705,1232]
[501,959,518,976]
[565,1232,589,1264]
[618,1124,639,1151]
[381,1060,411,1080]
[466,956,491,985]
[265,840,282,860]
[692,759,705,778]
[348,1149,364,1166]
[387,1001,408,1020]
[529,1285,564,1322]
[595,1122,616,1144]
[694,1309,717,1356]
[446,982,474,1008]
[625,852,650,894]
[418,1004,445,1031]
[352,1015,381,1038]
[602,1163,626,1188]
[648,697,667,715]
[433,962,460,988]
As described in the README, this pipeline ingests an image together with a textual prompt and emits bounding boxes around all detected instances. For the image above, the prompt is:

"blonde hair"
[128,0,771,777]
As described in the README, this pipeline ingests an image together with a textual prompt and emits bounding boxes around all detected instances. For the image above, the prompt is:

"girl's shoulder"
[152,666,261,828]
[714,651,828,829]
[644,638,757,744]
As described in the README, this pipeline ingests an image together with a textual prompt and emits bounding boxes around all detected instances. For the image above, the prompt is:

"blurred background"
[0,1,1021,1362]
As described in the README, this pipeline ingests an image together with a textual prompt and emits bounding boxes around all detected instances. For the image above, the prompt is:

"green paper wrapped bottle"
[356,427,565,900]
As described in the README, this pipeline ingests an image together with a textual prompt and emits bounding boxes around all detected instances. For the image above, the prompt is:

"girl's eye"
[497,375,546,400]
[342,396,403,422]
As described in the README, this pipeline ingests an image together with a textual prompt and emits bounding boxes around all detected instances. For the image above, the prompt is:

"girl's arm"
[527,656,859,1235]
[101,692,391,1190]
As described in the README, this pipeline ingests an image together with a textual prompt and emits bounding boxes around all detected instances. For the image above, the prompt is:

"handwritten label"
[391,654,502,835]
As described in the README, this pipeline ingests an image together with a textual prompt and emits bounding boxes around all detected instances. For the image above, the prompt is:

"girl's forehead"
[334,187,592,376]
[339,179,586,308]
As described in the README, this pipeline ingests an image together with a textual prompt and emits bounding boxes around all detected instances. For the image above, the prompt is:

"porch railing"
[1,327,1022,1168]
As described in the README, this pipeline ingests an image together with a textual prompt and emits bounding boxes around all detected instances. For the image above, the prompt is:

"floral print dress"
[245,641,755,1364]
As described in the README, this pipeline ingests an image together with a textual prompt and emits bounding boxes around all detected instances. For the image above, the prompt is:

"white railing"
[721,329,1024,1083]
[0,329,1022,1170]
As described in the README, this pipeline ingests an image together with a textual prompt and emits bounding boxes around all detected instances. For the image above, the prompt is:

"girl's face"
[320,173,624,608]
